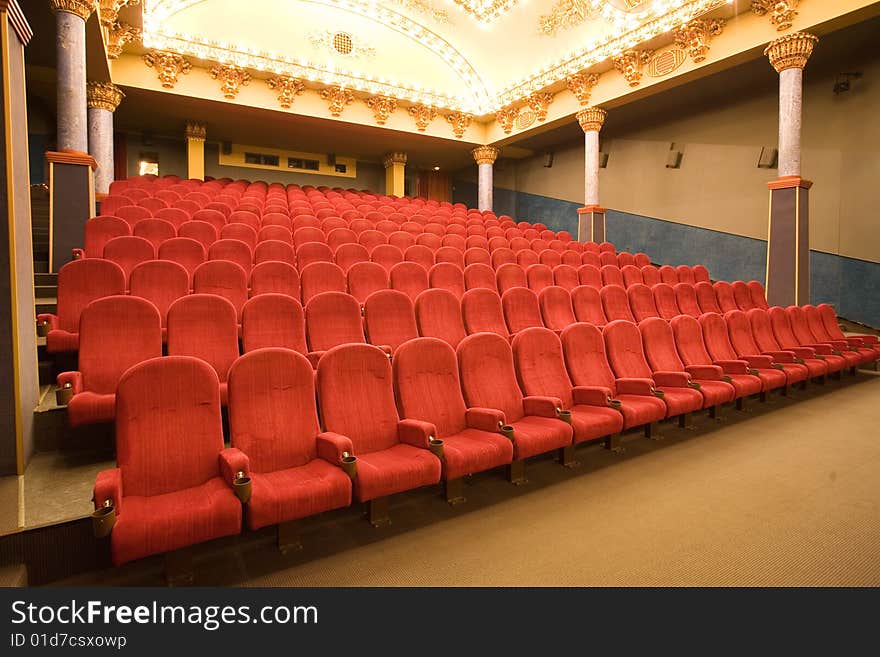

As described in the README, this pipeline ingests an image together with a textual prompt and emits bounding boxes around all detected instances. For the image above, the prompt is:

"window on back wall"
[138,152,159,176]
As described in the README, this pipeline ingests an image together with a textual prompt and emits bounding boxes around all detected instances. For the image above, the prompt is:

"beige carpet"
[62,370,880,587]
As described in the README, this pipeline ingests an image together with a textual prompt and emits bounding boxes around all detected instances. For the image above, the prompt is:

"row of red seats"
[93,303,878,566]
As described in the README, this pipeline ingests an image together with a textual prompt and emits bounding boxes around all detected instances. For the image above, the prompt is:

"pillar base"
[577,205,606,243]
[766,176,811,307]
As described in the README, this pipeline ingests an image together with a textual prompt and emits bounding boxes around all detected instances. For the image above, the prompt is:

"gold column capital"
[383,152,407,168]
[86,81,124,111]
[576,107,606,133]
[765,31,818,73]
[185,121,206,142]
[50,0,95,20]
[472,146,500,166]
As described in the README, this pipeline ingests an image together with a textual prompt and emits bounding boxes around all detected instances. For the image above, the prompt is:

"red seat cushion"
[654,386,703,416]
[508,416,572,460]
[441,429,513,480]
[111,477,241,566]
[354,443,442,502]
[725,374,763,398]
[690,379,736,407]
[570,405,625,444]
[247,460,351,530]
[615,394,667,428]
[67,392,115,427]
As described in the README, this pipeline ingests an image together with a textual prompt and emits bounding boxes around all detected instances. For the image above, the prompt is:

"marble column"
[87,82,124,195]
[185,121,206,180]
[764,32,818,307]
[383,152,406,197]
[51,0,93,153]
[472,146,499,212]
[576,107,607,243]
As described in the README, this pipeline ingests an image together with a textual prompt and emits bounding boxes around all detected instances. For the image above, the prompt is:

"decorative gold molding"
[210,64,251,99]
[538,0,595,38]
[185,122,206,142]
[143,50,191,89]
[382,152,407,168]
[266,76,305,109]
[566,72,600,106]
[449,0,518,23]
[576,107,606,133]
[765,31,818,72]
[527,92,554,122]
[408,104,437,132]
[672,18,724,63]
[106,21,139,59]
[752,0,800,32]
[98,0,138,27]
[321,86,355,116]
[495,106,518,134]
[86,81,124,112]
[472,146,500,166]
[50,0,95,20]
[389,0,451,25]
[613,49,653,87]
[366,96,398,125]
[446,111,473,139]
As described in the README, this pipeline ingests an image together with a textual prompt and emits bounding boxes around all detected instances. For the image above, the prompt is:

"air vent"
[333,32,353,55]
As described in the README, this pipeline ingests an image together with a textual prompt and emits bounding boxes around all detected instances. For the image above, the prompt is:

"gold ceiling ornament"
[309,29,376,59]
[566,72,600,106]
[527,92,554,122]
[495,106,519,135]
[106,21,139,59]
[98,0,138,27]
[408,104,438,132]
[576,107,606,132]
[86,81,125,112]
[50,0,96,20]
[210,64,251,99]
[613,49,653,87]
[450,0,519,24]
[472,146,500,166]
[143,50,192,89]
[672,18,724,63]
[751,0,800,32]
[764,31,818,72]
[390,0,451,25]
[366,96,399,125]
[266,76,305,109]
[321,86,355,117]
[538,0,596,37]
[185,122,206,142]
[382,152,408,168]
[446,111,473,139]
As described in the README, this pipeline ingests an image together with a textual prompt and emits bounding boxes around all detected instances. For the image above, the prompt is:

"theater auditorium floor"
[60,370,880,587]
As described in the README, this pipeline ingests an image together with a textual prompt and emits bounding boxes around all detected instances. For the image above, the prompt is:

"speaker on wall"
[327,153,336,167]
[599,152,609,169]
[221,141,232,155]
[757,147,778,169]
[665,143,682,169]
[543,152,554,168]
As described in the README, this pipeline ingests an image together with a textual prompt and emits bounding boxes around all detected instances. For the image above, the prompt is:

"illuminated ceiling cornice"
[447,0,520,24]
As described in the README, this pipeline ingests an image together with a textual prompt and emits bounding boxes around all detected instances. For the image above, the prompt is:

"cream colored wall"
[506,52,880,264]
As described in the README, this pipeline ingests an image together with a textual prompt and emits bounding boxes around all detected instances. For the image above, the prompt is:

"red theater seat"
[103,235,155,285]
[241,294,308,354]
[464,247,491,267]
[517,250,539,268]
[209,239,253,275]
[538,286,575,331]
[675,265,696,285]
[496,262,527,294]
[82,215,130,258]
[732,281,755,310]
[129,260,188,333]
[178,220,218,251]
[652,283,681,320]
[388,231,415,252]
[192,260,248,321]
[817,304,879,359]
[347,261,389,303]
[220,223,258,251]
[133,218,176,253]
[577,264,602,290]
[695,281,722,314]
[41,259,126,353]
[371,244,404,272]
[415,288,467,348]
[300,261,346,304]
[601,265,624,288]
[785,306,859,370]
[394,338,513,501]
[749,308,828,378]
[628,284,660,322]
[363,289,418,353]
[570,285,607,326]
[335,243,369,272]
[491,248,516,270]
[257,225,292,244]
[429,262,465,299]
[404,244,434,271]
[93,356,242,566]
[249,261,299,298]
[747,281,770,309]
[552,264,580,291]
[305,291,368,363]
[621,265,644,289]
[227,349,351,532]
[726,309,807,386]
[253,239,296,266]
[659,265,678,285]
[673,283,702,318]
[526,264,553,293]
[435,246,465,270]
[641,265,662,287]
[713,281,738,312]
[767,306,845,375]
[692,264,710,283]
[327,228,358,252]
[699,312,787,392]
[600,284,636,322]
[57,296,162,427]
[502,286,543,334]
[390,261,429,301]
[296,242,334,269]
[315,344,441,523]
[461,288,509,339]
[116,205,152,228]
[464,263,497,291]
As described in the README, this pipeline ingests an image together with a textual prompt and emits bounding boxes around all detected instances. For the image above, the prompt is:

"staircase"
[31,185,56,386]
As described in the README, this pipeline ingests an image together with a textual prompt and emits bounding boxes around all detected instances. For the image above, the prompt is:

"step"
[34,273,57,286]
[34,261,49,273]
[34,284,57,298]
[35,298,56,315]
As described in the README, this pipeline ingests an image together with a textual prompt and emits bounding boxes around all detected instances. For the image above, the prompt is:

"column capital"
[50,0,95,20]
[86,81,124,112]
[472,146,500,166]
[382,152,407,168]
[576,107,606,133]
[185,121,206,142]
[765,32,818,73]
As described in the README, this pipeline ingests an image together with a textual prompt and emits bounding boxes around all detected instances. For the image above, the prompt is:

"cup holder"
[687,381,702,390]
[609,399,622,410]
[428,437,445,460]
[556,409,572,425]
[56,382,74,406]
[652,389,665,399]
[340,453,358,480]
[500,424,515,441]
[91,502,116,538]
[36,320,49,338]
[233,472,252,503]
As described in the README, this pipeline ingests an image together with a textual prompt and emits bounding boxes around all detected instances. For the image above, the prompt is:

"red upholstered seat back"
[388,231,415,251]
[78,296,162,394]
[327,228,357,252]
[430,262,465,299]
[435,246,465,269]
[652,283,681,320]
[670,315,713,366]
[241,294,307,354]
[601,265,624,288]
[129,260,189,328]
[621,265,643,288]
[817,304,846,341]
[767,306,800,348]
[116,205,152,228]
[306,292,365,351]
[627,284,659,322]
[457,332,525,423]
[249,261,299,298]
[659,265,678,285]
[603,319,654,379]
[676,265,696,285]
[296,242,334,269]
[300,261,346,304]
[502,286,543,334]
[155,207,191,230]
[347,261,389,303]
[461,288,507,338]
[526,264,553,293]
[220,223,257,251]
[552,264,579,291]
[560,323,618,391]
[209,238,253,275]
[577,264,602,289]
[116,356,224,498]
[725,310,761,356]
[641,265,662,287]
[803,305,831,342]
[786,305,819,345]
[714,281,738,312]
[133,218,176,252]
[335,243,369,272]
[393,338,469,438]
[699,312,740,361]
[178,220,218,251]
[390,261,429,301]
[157,237,205,282]
[192,260,248,319]
[363,289,418,352]
[317,344,401,454]
[512,327,573,408]
[415,288,466,348]
[748,308,783,352]
[228,349,318,473]
[464,263,496,291]
[673,283,702,318]
[103,236,155,283]
[404,244,434,271]
[496,263,527,294]
[257,225,291,243]
[167,294,239,383]
[732,281,755,310]
[570,285,607,326]
[371,244,404,272]
[253,239,295,266]
[747,281,769,309]
[600,284,635,322]
[692,265,710,283]
[639,316,685,372]
[55,259,126,332]
[464,247,491,267]
[695,281,722,314]
[538,286,575,331]
[491,248,516,269]
[84,215,130,258]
